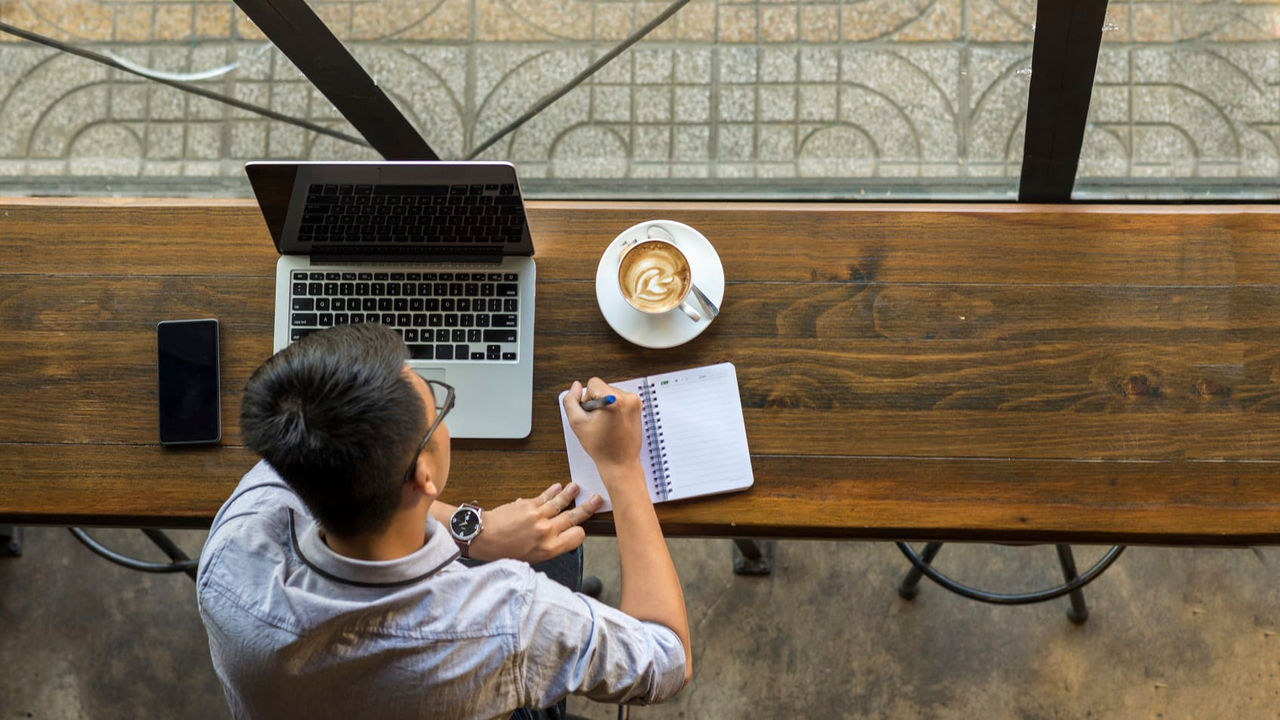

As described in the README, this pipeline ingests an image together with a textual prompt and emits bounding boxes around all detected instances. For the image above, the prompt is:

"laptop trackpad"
[414,368,447,383]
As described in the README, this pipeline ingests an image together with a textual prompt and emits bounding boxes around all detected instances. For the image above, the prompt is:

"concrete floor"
[2,526,1277,718]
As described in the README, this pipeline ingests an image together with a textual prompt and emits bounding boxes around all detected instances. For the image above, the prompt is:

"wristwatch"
[448,502,484,558]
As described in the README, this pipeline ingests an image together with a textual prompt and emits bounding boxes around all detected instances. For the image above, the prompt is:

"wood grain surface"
[2,199,1279,543]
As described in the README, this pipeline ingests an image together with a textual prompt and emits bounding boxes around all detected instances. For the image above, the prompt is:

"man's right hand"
[562,378,644,477]
[562,378,693,687]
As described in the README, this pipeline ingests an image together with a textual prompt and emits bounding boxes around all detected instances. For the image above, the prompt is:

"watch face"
[450,508,481,540]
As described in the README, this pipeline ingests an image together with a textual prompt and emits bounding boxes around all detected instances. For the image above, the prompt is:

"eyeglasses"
[403,379,455,484]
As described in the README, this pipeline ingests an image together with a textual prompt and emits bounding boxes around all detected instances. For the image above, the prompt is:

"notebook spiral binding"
[639,378,672,502]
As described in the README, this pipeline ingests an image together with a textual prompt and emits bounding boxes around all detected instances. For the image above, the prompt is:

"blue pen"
[580,394,616,411]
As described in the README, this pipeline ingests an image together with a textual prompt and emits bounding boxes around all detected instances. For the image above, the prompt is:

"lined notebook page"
[645,363,753,502]
[557,362,753,512]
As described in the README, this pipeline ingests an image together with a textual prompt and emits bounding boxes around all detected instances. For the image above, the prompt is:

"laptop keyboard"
[299,183,524,246]
[289,270,520,362]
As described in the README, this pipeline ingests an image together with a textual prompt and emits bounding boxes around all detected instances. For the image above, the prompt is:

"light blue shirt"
[197,461,686,719]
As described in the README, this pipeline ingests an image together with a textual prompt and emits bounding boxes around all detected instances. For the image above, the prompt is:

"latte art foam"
[618,241,692,313]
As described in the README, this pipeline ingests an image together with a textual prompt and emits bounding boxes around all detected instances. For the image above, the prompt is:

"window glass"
[0,3,372,196]
[1076,0,1280,199]
[0,1,1035,199]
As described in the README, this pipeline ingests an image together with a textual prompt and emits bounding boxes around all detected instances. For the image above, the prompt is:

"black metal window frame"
[233,0,438,161]
[235,0,1119,203]
[1017,0,1110,202]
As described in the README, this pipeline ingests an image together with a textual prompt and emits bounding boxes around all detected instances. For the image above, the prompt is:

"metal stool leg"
[142,528,197,580]
[0,526,21,556]
[731,538,775,575]
[897,542,943,599]
[895,542,1124,619]
[1055,544,1089,624]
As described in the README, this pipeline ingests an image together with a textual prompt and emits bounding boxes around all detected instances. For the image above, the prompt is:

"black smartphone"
[157,319,221,445]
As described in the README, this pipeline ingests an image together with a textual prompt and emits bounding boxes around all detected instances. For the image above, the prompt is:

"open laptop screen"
[244,162,297,248]
[245,161,534,259]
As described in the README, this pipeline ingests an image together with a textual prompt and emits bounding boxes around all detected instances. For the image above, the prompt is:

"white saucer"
[595,220,725,349]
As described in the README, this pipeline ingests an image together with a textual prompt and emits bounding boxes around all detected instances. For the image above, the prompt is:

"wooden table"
[3,199,1279,546]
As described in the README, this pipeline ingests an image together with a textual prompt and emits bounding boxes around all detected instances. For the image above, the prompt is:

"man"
[197,323,691,718]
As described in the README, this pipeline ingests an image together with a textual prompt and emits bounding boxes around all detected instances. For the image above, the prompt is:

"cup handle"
[678,298,702,323]
[646,224,675,242]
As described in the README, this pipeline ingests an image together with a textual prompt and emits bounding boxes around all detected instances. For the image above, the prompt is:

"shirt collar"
[289,510,459,589]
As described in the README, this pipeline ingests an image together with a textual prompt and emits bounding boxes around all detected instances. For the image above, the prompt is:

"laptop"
[245,161,535,439]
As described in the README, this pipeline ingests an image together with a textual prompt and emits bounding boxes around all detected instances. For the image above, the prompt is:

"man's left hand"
[468,483,603,563]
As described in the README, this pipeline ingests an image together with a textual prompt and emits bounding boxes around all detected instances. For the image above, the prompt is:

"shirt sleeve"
[514,567,687,709]
[206,461,299,534]
[198,460,302,586]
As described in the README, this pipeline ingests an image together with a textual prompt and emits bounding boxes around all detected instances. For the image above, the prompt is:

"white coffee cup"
[616,224,718,322]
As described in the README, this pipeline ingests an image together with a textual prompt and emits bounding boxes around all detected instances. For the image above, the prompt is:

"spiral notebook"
[557,362,754,511]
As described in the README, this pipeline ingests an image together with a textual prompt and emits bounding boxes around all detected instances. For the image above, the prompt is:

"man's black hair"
[240,323,426,537]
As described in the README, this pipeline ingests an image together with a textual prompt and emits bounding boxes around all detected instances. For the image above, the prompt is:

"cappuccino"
[618,240,692,313]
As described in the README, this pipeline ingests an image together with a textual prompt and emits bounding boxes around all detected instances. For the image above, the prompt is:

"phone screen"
[157,319,221,445]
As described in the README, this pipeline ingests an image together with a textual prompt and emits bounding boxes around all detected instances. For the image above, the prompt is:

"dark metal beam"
[232,0,438,161]
[1017,0,1109,202]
